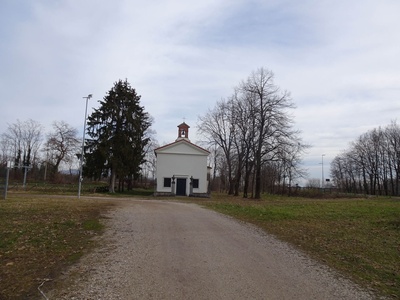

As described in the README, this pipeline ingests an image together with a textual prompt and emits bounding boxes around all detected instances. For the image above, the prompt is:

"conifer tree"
[84,79,152,192]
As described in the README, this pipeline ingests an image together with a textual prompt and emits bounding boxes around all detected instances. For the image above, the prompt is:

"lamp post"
[321,154,325,189]
[78,94,92,198]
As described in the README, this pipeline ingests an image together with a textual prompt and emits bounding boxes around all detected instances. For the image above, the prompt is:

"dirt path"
[48,200,375,299]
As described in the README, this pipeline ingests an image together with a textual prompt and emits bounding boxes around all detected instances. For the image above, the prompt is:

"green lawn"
[199,194,400,299]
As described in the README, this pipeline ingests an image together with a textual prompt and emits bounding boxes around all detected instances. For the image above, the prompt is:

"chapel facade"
[154,122,210,197]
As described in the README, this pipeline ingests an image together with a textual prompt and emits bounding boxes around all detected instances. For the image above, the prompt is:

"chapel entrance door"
[176,178,187,196]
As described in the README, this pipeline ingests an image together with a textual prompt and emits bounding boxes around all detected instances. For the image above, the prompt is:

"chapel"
[154,122,210,197]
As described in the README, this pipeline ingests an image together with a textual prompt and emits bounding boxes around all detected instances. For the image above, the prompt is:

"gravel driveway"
[47,199,375,299]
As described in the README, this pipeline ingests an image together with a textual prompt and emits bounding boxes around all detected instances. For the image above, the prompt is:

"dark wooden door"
[176,178,187,196]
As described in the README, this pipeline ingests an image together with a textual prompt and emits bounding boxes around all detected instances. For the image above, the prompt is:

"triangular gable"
[155,139,210,156]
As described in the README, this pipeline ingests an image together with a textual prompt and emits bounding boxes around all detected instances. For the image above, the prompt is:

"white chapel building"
[154,122,210,197]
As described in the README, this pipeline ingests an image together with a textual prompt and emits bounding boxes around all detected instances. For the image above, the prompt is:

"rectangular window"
[164,178,171,187]
[192,179,199,189]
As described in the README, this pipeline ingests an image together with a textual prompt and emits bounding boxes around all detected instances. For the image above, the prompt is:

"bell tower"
[176,122,190,141]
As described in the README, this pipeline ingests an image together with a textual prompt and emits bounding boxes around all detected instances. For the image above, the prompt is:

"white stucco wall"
[155,143,209,195]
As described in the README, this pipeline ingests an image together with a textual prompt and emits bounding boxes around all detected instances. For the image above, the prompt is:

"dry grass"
[0,194,114,299]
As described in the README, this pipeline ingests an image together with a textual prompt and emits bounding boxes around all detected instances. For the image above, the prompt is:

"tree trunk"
[109,167,116,193]
[254,164,261,199]
[233,159,242,196]
[243,161,253,198]
[228,179,235,195]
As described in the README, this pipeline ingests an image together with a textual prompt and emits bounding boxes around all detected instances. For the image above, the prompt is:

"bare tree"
[331,121,400,196]
[45,121,80,176]
[384,121,400,195]
[239,68,296,198]
[1,119,43,170]
[138,129,158,189]
[278,140,309,193]
[0,137,13,165]
[198,67,307,198]
[198,99,237,194]
[306,178,321,188]
[230,90,257,197]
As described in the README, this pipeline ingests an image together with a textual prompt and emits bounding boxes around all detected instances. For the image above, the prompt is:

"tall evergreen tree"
[84,79,152,192]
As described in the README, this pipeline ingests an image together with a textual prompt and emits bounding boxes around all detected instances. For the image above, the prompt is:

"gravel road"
[47,199,376,299]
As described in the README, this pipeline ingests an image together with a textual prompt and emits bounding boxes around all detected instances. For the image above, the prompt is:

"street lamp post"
[321,154,325,189]
[78,94,92,198]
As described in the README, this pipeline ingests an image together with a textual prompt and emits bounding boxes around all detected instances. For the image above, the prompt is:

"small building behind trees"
[154,122,210,197]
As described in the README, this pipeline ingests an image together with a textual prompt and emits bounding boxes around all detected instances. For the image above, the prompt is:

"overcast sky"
[1,0,400,183]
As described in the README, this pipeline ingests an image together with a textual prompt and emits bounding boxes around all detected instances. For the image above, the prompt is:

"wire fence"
[1,182,109,195]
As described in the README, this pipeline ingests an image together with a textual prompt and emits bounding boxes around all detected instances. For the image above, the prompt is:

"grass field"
[0,194,114,299]
[198,194,400,299]
[0,192,399,299]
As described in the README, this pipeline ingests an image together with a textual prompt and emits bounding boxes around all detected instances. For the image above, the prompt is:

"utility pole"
[78,94,92,198]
